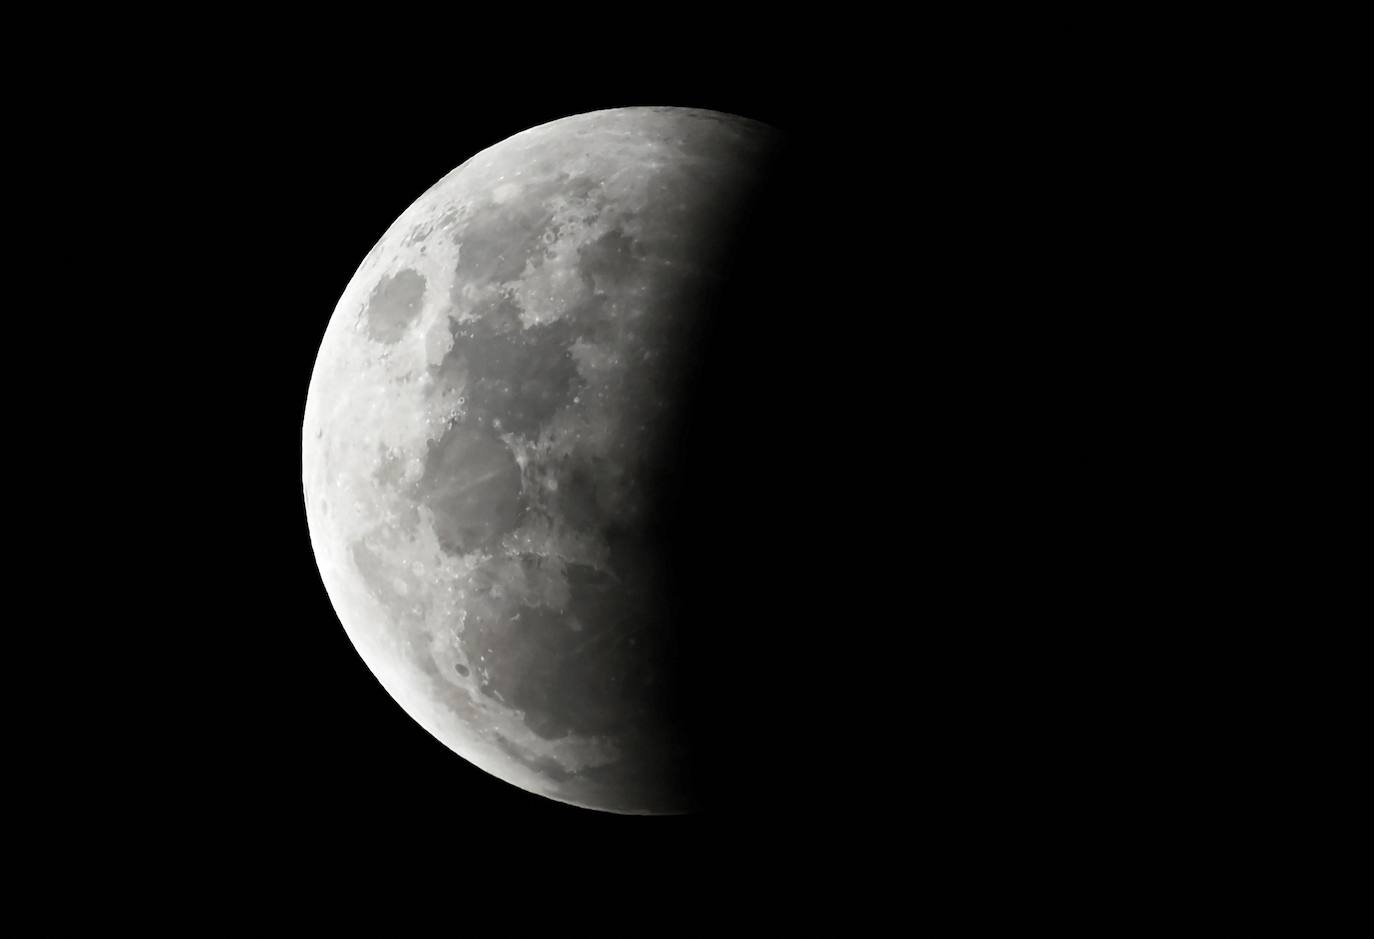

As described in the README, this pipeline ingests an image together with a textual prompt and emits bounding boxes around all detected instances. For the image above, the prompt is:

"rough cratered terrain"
[302,107,780,813]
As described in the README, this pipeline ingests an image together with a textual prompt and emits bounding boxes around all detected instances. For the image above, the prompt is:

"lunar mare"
[302,107,779,813]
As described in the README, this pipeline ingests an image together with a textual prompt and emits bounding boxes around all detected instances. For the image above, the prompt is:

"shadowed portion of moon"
[303,107,796,814]
[475,559,674,741]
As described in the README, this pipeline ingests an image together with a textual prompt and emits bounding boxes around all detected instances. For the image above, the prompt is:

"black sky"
[46,30,1174,895]
[118,71,902,847]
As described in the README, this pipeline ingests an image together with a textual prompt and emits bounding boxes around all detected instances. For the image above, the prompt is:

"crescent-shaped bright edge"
[302,107,779,814]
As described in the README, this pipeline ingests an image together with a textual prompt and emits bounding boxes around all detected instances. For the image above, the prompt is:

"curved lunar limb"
[303,107,780,813]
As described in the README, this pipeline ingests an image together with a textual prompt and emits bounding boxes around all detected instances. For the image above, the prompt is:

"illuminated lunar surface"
[302,107,778,813]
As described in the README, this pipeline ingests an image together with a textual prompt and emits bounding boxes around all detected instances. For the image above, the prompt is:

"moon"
[302,107,780,813]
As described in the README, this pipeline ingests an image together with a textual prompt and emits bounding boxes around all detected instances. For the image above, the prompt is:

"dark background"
[104,67,931,858]
[50,33,1163,888]
[15,15,1314,917]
